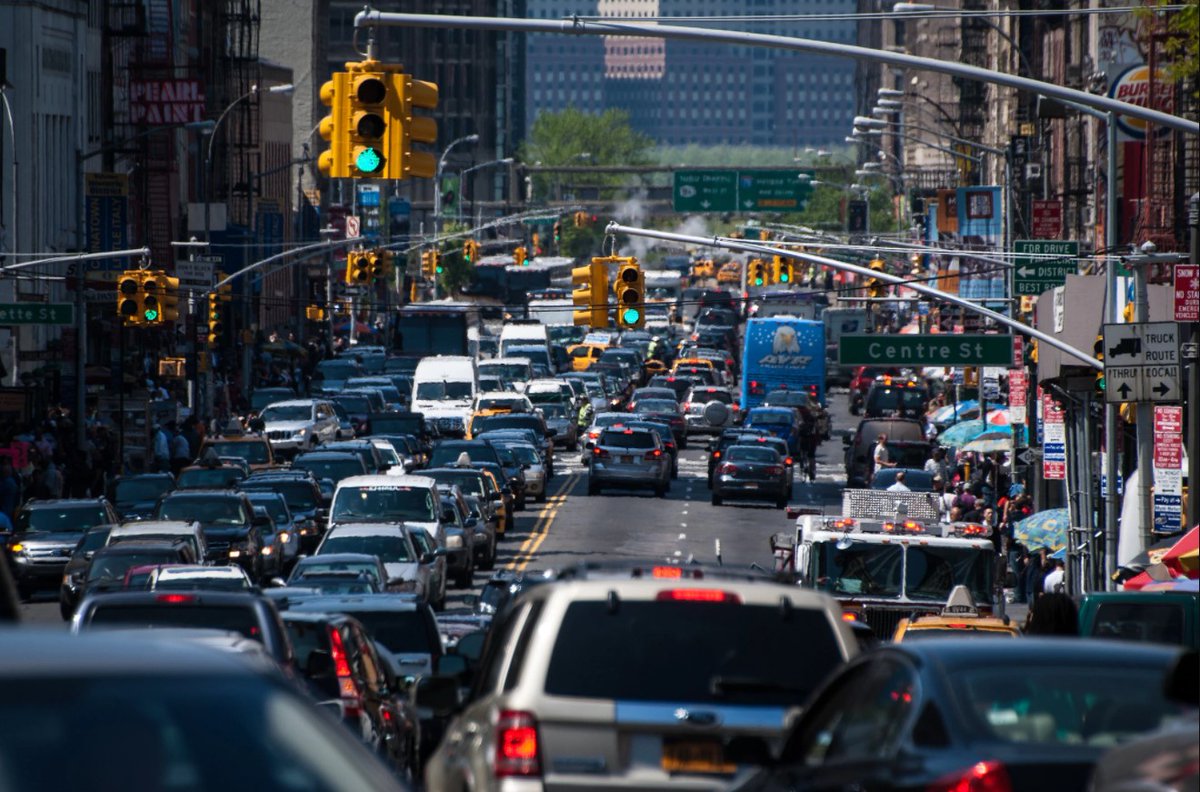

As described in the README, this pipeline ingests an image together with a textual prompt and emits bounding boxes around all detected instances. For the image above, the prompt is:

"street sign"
[1013,240,1078,295]
[672,169,812,213]
[838,334,1014,367]
[1174,263,1199,321]
[1152,405,1183,535]
[1042,392,1066,480]
[1102,322,1180,403]
[345,215,361,239]
[1030,199,1063,239]
[0,303,74,325]
[1008,368,1027,424]
[176,258,216,289]
[1015,447,1037,466]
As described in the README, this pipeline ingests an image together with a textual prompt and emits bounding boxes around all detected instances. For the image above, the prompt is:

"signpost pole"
[1131,259,1154,549]
[1103,115,1119,588]
[75,257,87,449]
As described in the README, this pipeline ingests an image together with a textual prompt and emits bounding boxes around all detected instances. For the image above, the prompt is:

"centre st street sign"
[0,303,75,325]
[838,334,1015,367]
[1013,240,1078,296]
[673,169,813,213]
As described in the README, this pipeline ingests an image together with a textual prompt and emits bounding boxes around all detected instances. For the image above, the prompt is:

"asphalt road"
[20,391,858,625]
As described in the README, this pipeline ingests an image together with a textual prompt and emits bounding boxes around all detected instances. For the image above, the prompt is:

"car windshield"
[526,390,565,406]
[545,601,843,707]
[478,397,523,410]
[83,604,261,639]
[18,507,109,534]
[599,430,655,450]
[726,447,780,464]
[292,457,365,484]
[247,496,289,526]
[1088,602,1188,645]
[950,664,1178,746]
[291,560,380,584]
[87,553,175,584]
[319,534,414,563]
[415,381,473,400]
[906,546,996,604]
[539,404,568,418]
[177,468,243,489]
[260,405,312,422]
[0,675,397,791]
[158,498,246,526]
[479,363,530,380]
[241,481,318,512]
[902,627,1015,640]
[506,445,540,465]
[747,410,793,426]
[113,479,173,504]
[213,442,273,465]
[342,611,435,654]
[871,469,936,491]
[471,415,542,434]
[331,486,437,523]
[155,574,251,592]
[814,542,903,598]
[869,387,927,413]
[334,395,371,414]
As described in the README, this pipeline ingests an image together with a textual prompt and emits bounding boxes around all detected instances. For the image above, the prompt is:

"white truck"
[410,356,477,438]
[773,490,997,638]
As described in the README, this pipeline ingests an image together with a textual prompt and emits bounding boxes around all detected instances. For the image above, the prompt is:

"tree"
[1138,0,1198,97]
[436,221,473,295]
[521,108,653,199]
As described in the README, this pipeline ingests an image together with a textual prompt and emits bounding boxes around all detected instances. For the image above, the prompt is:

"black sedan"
[732,638,1186,792]
[711,445,789,508]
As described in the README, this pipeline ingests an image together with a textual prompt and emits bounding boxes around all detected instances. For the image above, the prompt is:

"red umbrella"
[1122,564,1180,591]
[1162,526,1199,578]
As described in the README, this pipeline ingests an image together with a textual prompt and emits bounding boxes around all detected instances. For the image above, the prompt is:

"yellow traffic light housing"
[390,71,438,179]
[572,258,610,328]
[573,211,587,228]
[365,250,385,282]
[158,275,180,323]
[463,239,480,265]
[613,257,644,329]
[347,70,389,177]
[305,306,326,322]
[865,258,887,298]
[206,294,223,344]
[514,246,529,267]
[141,270,163,323]
[118,270,144,326]
[749,259,768,287]
[772,255,794,285]
[420,251,436,280]
[346,250,371,284]
[318,72,350,178]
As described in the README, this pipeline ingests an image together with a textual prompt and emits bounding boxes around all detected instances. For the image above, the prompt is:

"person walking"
[153,422,174,473]
[169,427,191,477]
[870,433,894,484]
[0,456,20,522]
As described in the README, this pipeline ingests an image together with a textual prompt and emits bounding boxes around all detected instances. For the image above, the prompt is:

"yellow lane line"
[506,474,578,571]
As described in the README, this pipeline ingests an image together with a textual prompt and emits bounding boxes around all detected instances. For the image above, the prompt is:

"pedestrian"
[181,416,203,461]
[1024,591,1077,636]
[924,447,950,481]
[1024,547,1048,603]
[153,421,173,473]
[169,427,191,477]
[886,470,911,492]
[1041,558,1065,594]
[0,456,20,521]
[870,433,895,484]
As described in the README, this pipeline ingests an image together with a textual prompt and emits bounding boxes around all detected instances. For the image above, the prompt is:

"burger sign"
[1109,64,1174,140]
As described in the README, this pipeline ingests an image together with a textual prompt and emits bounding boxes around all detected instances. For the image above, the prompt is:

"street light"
[460,157,514,224]
[877,88,905,99]
[434,133,480,234]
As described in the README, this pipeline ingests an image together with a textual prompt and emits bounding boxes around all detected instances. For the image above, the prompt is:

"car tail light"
[765,466,784,476]
[841,611,859,622]
[712,450,721,460]
[592,447,609,458]
[717,463,738,475]
[784,456,793,466]
[156,593,195,604]
[643,449,663,460]
[656,588,741,603]
[495,710,541,777]
[328,627,362,718]
[926,761,1012,792]
[682,402,691,411]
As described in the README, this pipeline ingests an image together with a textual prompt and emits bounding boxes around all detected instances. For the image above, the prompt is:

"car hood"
[263,420,312,433]
[13,533,86,552]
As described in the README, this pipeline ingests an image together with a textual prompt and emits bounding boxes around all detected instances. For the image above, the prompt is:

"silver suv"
[424,574,858,791]
[259,399,341,454]
[587,426,670,497]
[683,385,738,434]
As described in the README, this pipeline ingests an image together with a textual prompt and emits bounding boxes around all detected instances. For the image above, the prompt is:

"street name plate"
[838,334,1014,367]
[1013,240,1078,296]
[0,303,74,325]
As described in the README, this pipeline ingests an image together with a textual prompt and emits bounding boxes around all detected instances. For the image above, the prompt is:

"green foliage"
[521,108,654,198]
[1138,0,1199,96]
[436,221,473,295]
[560,222,602,260]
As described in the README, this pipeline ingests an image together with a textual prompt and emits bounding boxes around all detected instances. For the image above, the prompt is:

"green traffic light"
[355,147,383,174]
[144,309,159,321]
[780,273,790,283]
[621,308,641,325]
[754,278,764,286]
[436,265,444,274]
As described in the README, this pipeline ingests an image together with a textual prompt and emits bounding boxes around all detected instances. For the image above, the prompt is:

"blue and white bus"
[740,317,826,409]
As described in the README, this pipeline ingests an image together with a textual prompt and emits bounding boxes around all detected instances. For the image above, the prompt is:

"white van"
[499,322,549,359]
[411,355,477,437]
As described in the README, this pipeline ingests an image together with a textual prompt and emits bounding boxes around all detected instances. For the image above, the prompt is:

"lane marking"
[506,473,579,572]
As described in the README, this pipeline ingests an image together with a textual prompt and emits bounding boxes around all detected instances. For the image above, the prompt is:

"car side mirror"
[268,577,288,588]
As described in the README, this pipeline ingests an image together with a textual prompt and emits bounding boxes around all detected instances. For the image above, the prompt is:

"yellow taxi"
[716,261,742,284]
[672,357,715,374]
[567,343,607,371]
[892,585,1021,642]
[477,467,510,536]
[690,259,715,279]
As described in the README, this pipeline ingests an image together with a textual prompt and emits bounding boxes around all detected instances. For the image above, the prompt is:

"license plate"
[661,739,735,775]
[621,455,634,463]
[744,483,759,489]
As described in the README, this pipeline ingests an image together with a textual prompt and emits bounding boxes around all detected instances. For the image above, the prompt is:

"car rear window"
[343,610,436,654]
[544,600,843,706]
[691,389,732,404]
[599,431,656,450]
[1089,602,1186,645]
[726,447,780,464]
[85,604,261,640]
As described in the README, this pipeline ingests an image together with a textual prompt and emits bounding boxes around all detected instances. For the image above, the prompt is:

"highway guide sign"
[1013,240,1078,296]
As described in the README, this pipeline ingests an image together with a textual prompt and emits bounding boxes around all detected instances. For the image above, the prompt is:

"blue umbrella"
[932,400,980,428]
[937,418,1006,448]
[1015,508,1070,552]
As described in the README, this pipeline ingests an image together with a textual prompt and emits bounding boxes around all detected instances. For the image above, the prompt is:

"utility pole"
[1188,193,1200,529]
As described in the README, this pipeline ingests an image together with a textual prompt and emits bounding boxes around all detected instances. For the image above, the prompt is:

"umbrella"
[960,428,1015,453]
[985,409,1010,426]
[1140,577,1200,592]
[1162,526,1199,578]
[938,419,1009,448]
[1014,508,1070,552]
[933,400,980,426]
[1117,534,1181,577]
[1122,563,1180,591]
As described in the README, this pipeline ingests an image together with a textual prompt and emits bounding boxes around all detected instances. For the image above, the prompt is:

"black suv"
[863,377,930,420]
[282,611,419,777]
[153,489,267,580]
[4,498,120,600]
[78,540,199,598]
[238,470,327,553]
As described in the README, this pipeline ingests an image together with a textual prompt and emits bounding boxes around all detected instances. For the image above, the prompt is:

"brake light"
[657,589,741,603]
[328,627,362,717]
[592,447,609,458]
[495,710,541,777]
[712,451,721,459]
[682,402,691,411]
[717,463,738,475]
[652,565,683,578]
[926,760,1012,792]
[156,594,195,604]
[765,465,783,476]
[784,456,793,465]
[644,449,663,460]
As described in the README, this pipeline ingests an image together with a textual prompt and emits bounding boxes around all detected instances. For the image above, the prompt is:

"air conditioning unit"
[1025,163,1043,181]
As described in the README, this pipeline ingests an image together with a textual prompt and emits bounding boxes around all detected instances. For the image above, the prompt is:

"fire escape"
[108,0,177,266]
[1138,15,1183,256]
[214,0,262,236]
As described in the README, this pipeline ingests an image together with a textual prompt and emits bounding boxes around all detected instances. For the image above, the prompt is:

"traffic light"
[433,251,444,275]
[532,232,541,256]
[388,70,438,179]
[118,270,144,326]
[759,229,771,241]
[749,259,768,287]
[866,258,888,298]
[420,250,437,280]
[305,306,326,322]
[317,71,350,178]
[366,250,385,282]
[346,250,370,284]
[158,274,180,323]
[1095,334,1105,393]
[514,246,529,267]
[572,258,610,328]
[553,221,561,244]
[206,294,223,344]
[613,257,644,329]
[772,255,793,285]
[347,67,389,177]
[141,269,163,323]
[463,239,480,265]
